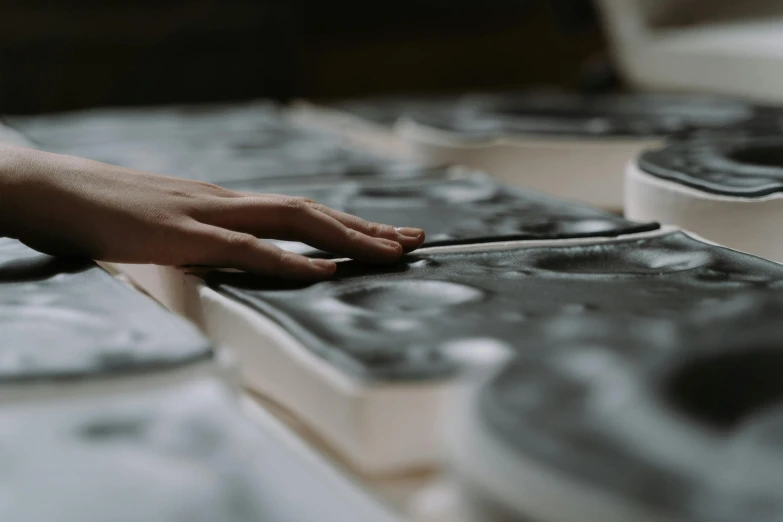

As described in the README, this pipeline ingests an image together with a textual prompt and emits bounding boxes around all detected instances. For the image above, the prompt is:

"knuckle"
[240,195,268,208]
[344,227,363,241]
[274,248,296,269]
[195,180,225,192]
[222,231,256,251]
[368,222,392,235]
[145,207,178,227]
[279,197,307,213]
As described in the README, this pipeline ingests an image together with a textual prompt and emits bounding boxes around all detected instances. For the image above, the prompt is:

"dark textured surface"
[7,102,433,184]
[225,172,658,251]
[207,231,783,382]
[0,379,277,522]
[0,238,212,382]
[639,124,783,197]
[344,92,766,138]
[480,295,783,522]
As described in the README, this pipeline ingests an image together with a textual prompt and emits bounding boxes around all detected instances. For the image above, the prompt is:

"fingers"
[202,196,410,263]
[237,192,425,250]
[183,224,336,279]
[307,203,425,252]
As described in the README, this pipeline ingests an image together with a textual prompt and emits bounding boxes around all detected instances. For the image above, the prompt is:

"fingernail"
[376,238,403,250]
[309,258,336,271]
[395,227,424,239]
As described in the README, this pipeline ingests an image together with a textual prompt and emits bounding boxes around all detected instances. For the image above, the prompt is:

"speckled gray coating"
[224,172,658,250]
[480,294,783,522]
[7,102,434,184]
[207,231,783,382]
[0,238,212,382]
[639,123,783,197]
[0,378,277,522]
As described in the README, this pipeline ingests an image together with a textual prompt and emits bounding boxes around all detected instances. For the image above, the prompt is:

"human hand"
[0,145,425,279]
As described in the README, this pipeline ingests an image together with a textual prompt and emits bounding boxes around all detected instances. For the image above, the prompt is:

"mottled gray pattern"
[0,238,211,381]
[481,295,783,522]
[6,102,432,184]
[208,232,783,381]
[0,379,277,522]
[224,171,657,251]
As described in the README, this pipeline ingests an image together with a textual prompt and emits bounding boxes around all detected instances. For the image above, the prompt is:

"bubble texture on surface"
[208,231,783,381]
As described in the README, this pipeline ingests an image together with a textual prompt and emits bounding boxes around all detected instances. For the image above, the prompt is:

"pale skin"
[0,145,425,279]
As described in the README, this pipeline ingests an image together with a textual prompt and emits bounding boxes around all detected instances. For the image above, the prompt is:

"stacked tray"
[292,92,773,209]
[13,101,783,522]
[202,229,783,473]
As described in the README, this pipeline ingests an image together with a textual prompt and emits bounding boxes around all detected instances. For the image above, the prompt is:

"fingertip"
[395,227,425,239]
[393,227,426,249]
[375,238,404,256]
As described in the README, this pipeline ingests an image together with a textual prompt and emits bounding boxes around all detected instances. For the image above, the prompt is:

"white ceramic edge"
[624,161,783,264]
[104,229,676,474]
[198,283,454,474]
[397,118,662,210]
[446,377,682,522]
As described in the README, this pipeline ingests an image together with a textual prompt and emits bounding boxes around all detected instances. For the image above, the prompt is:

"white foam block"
[625,161,783,264]
[398,120,660,210]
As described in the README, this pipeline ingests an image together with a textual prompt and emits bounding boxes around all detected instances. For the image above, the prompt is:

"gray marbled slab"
[479,294,783,522]
[0,238,211,382]
[5,101,283,147]
[7,102,432,184]
[225,172,658,250]
[207,231,783,382]
[0,378,276,522]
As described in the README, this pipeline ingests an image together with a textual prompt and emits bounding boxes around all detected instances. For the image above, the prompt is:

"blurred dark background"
[0,0,609,114]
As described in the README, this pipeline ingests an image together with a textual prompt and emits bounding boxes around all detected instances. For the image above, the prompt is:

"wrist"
[0,145,33,237]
